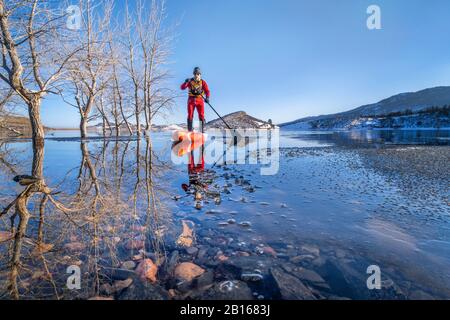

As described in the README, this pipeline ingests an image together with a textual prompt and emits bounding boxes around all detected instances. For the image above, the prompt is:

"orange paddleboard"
[172,131,207,157]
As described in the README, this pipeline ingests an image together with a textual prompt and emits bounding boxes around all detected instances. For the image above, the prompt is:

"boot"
[187,119,193,132]
[200,119,206,133]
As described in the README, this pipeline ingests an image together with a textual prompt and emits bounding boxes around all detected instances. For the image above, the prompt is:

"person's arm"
[202,80,210,101]
[181,78,190,90]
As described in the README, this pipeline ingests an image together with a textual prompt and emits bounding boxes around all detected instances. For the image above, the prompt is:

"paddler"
[181,67,211,133]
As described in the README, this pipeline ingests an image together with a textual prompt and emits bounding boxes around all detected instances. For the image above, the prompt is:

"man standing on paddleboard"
[181,67,210,133]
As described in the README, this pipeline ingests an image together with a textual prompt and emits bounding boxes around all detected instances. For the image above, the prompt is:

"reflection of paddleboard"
[172,130,207,143]
[172,130,207,157]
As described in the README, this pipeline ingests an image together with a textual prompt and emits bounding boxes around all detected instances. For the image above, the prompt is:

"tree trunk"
[135,113,141,137]
[32,139,45,178]
[134,83,141,137]
[80,116,88,139]
[27,96,45,147]
[102,117,107,137]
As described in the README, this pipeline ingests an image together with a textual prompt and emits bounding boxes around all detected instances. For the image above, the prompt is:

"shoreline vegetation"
[0,0,175,145]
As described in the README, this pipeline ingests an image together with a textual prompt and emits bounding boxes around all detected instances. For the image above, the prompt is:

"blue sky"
[42,0,450,127]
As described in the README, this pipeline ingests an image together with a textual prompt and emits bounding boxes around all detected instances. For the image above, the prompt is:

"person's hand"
[205,97,210,104]
[185,78,190,83]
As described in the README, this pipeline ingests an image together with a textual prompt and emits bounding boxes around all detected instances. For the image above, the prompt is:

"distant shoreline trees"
[0,0,175,142]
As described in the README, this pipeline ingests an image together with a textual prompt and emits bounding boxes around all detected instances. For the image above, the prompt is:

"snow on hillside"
[281,87,450,130]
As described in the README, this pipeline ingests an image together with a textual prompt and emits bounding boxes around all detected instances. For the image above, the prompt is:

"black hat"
[193,67,201,75]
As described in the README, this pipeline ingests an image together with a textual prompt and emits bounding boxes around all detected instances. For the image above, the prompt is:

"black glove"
[205,97,210,104]
[185,78,190,83]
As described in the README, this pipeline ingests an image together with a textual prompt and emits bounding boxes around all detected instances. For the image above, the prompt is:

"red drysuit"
[181,79,210,121]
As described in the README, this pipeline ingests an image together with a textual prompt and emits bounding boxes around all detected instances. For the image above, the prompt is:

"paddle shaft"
[203,96,233,130]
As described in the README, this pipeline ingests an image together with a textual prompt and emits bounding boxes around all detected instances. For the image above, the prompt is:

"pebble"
[241,273,264,282]
[206,209,223,214]
[239,221,252,228]
[64,242,85,252]
[301,244,320,257]
[121,261,136,270]
[290,254,315,264]
[174,262,205,282]
[186,247,199,255]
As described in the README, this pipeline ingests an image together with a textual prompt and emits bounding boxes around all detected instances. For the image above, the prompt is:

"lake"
[0,129,449,300]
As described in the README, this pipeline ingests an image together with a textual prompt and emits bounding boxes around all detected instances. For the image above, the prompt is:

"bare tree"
[136,0,176,132]
[122,5,143,137]
[108,37,133,135]
[0,0,78,146]
[63,0,114,139]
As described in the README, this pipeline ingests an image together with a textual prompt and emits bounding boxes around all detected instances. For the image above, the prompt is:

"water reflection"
[286,129,450,147]
[0,137,169,299]
[0,130,449,300]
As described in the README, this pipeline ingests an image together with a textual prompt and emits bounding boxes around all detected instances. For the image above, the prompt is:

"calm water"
[0,129,449,300]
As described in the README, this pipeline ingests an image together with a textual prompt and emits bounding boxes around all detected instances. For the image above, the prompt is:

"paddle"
[202,96,239,145]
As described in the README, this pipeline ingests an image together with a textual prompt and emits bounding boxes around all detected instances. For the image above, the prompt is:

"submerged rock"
[201,280,253,300]
[119,276,169,300]
[217,256,272,281]
[186,246,199,256]
[167,250,179,275]
[241,272,264,282]
[114,278,133,292]
[176,220,195,248]
[262,246,277,258]
[136,259,158,283]
[121,261,136,270]
[101,278,134,295]
[301,244,320,257]
[270,267,316,300]
[174,262,205,282]
[281,264,327,287]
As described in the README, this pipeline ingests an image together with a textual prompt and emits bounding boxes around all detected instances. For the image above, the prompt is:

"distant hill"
[281,86,450,130]
[207,111,277,129]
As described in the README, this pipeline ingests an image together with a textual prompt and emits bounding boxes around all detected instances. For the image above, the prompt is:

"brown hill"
[0,115,53,137]
[206,111,276,129]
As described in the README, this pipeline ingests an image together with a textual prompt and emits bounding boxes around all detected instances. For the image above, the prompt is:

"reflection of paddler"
[188,147,205,174]
[181,146,210,206]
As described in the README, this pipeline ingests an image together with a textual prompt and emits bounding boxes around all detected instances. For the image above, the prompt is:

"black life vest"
[189,79,204,97]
